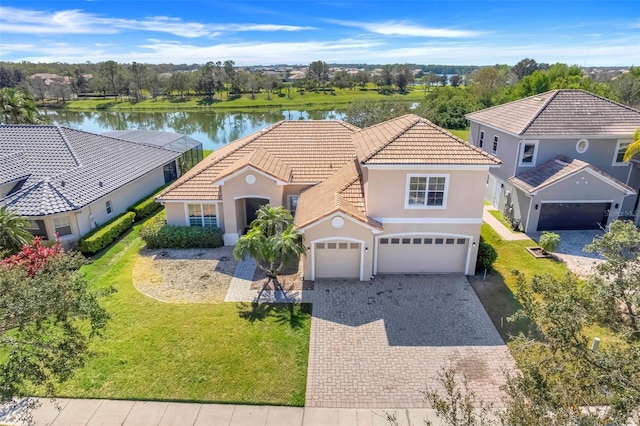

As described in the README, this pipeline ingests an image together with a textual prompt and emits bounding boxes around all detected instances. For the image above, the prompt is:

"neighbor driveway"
[305,275,515,408]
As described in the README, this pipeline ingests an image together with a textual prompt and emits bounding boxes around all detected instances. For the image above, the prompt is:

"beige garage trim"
[311,238,364,280]
[374,233,473,275]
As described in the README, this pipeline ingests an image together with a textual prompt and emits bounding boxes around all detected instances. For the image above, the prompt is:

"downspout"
[514,139,523,178]
[524,192,534,233]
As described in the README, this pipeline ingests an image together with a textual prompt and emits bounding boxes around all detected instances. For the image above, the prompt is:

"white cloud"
[0,7,314,38]
[330,19,482,38]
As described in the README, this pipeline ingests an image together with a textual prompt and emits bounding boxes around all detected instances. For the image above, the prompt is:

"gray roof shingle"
[466,89,640,136]
[0,125,180,216]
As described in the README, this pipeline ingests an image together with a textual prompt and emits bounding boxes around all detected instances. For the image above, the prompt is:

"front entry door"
[245,198,269,227]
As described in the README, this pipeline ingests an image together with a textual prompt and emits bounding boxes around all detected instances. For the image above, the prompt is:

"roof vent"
[61,180,65,187]
[99,181,103,187]
[533,97,543,101]
[554,159,569,166]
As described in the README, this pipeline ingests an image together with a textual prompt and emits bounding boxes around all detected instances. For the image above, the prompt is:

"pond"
[41,109,346,151]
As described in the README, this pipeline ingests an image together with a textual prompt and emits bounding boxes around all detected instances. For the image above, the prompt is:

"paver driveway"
[305,275,515,408]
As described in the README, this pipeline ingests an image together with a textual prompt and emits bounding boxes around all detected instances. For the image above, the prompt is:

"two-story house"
[158,114,501,281]
[465,89,640,232]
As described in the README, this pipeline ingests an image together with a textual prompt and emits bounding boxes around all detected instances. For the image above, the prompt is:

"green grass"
[203,149,213,158]
[60,87,426,112]
[53,214,311,405]
[445,128,469,141]
[488,209,521,233]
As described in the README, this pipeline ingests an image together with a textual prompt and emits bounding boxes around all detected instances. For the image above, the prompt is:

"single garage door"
[315,241,361,279]
[377,236,468,274]
[538,202,610,231]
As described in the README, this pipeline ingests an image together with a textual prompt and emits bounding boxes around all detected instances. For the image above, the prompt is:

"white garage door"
[377,236,468,274]
[315,241,361,279]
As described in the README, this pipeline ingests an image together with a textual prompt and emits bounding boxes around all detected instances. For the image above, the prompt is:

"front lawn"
[52,215,311,406]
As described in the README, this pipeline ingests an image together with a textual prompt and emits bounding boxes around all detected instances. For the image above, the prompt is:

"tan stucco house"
[466,89,640,232]
[0,125,181,243]
[158,114,501,280]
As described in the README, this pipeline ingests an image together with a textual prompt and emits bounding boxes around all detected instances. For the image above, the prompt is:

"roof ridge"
[517,90,560,135]
[421,119,501,163]
[56,126,81,167]
[570,88,640,115]
[359,114,421,163]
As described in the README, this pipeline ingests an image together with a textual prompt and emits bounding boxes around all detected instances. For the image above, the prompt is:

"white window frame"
[25,219,41,231]
[53,215,73,237]
[492,135,499,155]
[613,140,631,166]
[478,130,485,148]
[287,195,299,216]
[404,174,449,209]
[518,140,539,167]
[185,203,218,227]
[105,200,112,215]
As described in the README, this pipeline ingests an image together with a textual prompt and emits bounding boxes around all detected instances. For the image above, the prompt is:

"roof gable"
[353,114,500,165]
[213,148,292,185]
[466,90,640,136]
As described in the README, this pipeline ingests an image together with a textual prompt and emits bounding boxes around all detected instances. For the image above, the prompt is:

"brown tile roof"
[294,158,382,230]
[466,89,640,136]
[353,114,501,165]
[158,120,359,201]
[214,148,292,184]
[509,155,635,194]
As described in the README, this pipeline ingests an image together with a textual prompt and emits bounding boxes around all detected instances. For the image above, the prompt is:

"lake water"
[41,109,346,151]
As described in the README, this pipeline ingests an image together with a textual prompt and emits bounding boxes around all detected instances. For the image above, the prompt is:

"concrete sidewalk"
[482,206,530,241]
[3,398,447,426]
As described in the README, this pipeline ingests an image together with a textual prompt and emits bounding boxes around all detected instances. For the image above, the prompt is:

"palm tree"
[622,128,640,162]
[233,205,304,300]
[0,206,33,256]
[0,87,43,125]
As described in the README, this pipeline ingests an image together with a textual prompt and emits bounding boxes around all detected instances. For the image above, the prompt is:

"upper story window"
[479,131,485,148]
[576,138,589,154]
[187,203,217,227]
[53,215,73,237]
[519,140,539,166]
[288,195,299,217]
[613,140,631,165]
[405,174,449,209]
[492,136,499,155]
[106,200,112,215]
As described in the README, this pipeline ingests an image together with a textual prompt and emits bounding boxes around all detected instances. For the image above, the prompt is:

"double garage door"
[377,236,468,274]
[538,202,611,231]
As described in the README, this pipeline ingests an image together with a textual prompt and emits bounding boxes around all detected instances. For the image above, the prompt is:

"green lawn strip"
[445,128,469,141]
[488,209,520,233]
[471,224,620,348]
[51,214,310,406]
[59,88,425,112]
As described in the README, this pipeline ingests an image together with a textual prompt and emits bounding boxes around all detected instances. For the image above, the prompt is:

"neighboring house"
[466,89,640,232]
[0,125,181,243]
[158,114,500,281]
[103,130,204,179]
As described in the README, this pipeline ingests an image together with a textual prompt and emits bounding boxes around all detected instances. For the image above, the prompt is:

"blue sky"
[0,1,638,66]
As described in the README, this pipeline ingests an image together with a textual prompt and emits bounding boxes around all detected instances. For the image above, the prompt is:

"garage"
[538,202,611,230]
[314,240,361,279]
[376,236,468,274]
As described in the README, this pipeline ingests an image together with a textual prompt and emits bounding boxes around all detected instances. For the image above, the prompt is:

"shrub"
[539,231,560,254]
[476,236,497,272]
[140,216,223,249]
[127,185,167,221]
[79,211,135,254]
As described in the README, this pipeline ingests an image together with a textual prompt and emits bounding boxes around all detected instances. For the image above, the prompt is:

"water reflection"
[42,109,346,151]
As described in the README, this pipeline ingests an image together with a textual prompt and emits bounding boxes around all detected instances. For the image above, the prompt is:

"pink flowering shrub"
[1,236,62,275]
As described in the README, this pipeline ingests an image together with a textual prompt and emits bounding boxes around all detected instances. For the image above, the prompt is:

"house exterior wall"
[75,167,166,237]
[364,168,489,220]
[301,214,375,281]
[468,124,520,182]
[164,202,188,227]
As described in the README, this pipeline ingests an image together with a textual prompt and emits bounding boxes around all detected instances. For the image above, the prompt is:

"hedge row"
[140,214,223,249]
[79,211,135,254]
[127,185,167,221]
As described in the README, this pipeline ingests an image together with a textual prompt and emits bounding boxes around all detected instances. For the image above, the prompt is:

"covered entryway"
[538,202,610,230]
[244,197,269,227]
[314,240,362,279]
[376,235,468,274]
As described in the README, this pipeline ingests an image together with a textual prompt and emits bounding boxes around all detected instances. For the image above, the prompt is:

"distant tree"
[469,67,506,107]
[99,60,121,100]
[344,97,411,128]
[423,72,440,92]
[223,60,236,98]
[170,72,190,99]
[72,68,89,97]
[610,67,640,108]
[333,70,351,90]
[197,61,216,98]
[380,65,394,87]
[415,87,481,129]
[0,206,33,257]
[307,60,329,90]
[233,205,304,300]
[394,65,413,92]
[449,75,462,87]
[128,62,147,102]
[511,58,548,81]
[0,88,43,125]
[354,70,370,90]
[27,77,48,102]
[511,70,551,98]
[49,80,72,104]
[0,66,23,88]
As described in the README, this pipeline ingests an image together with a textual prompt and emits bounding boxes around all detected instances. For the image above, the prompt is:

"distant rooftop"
[103,130,202,153]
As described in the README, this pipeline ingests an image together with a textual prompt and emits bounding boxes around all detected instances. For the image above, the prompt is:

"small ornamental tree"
[233,205,304,300]
[0,206,33,257]
[538,231,560,254]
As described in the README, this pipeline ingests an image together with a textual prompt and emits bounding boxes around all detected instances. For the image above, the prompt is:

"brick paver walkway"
[305,275,515,408]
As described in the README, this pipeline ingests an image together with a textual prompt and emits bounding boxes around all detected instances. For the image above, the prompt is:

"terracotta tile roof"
[294,158,382,230]
[158,120,359,201]
[509,155,635,194]
[214,148,292,184]
[0,126,180,216]
[353,114,501,165]
[466,89,640,136]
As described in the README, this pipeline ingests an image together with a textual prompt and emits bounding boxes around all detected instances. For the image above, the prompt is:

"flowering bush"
[1,236,62,275]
